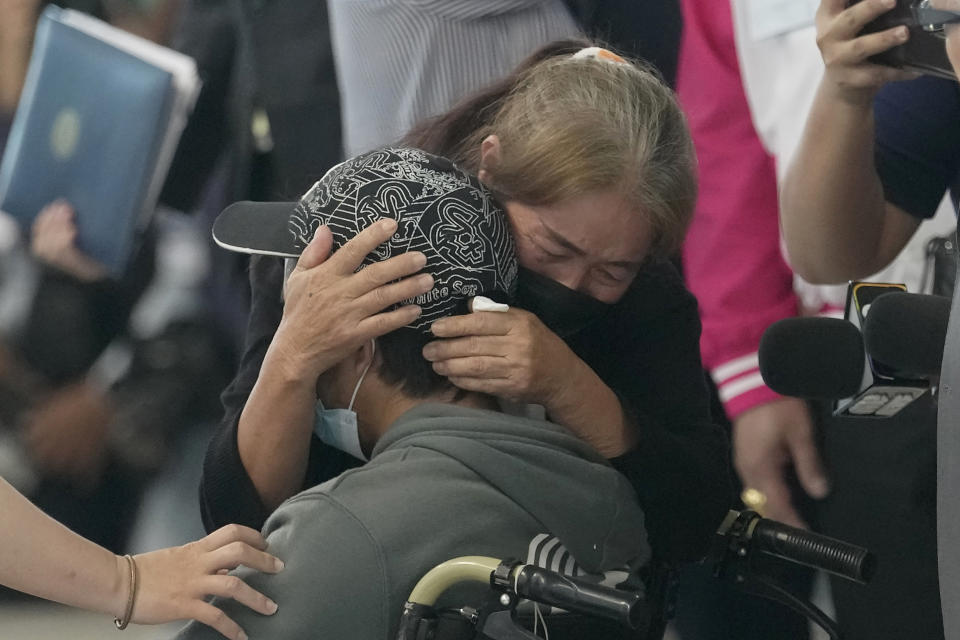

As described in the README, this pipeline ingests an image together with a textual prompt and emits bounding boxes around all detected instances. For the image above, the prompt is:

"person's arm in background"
[780,0,922,283]
[678,0,827,529]
[0,0,37,115]
[0,477,281,639]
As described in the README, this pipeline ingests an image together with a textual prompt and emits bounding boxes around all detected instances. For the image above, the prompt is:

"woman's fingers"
[203,540,285,575]
[446,376,510,395]
[200,574,279,617]
[295,226,333,271]
[422,335,510,362]
[430,311,513,338]
[819,0,894,40]
[843,61,921,86]
[188,601,248,640]
[431,356,510,379]
[355,304,423,337]
[196,524,268,553]
[825,0,896,41]
[834,25,908,63]
[348,250,428,294]
[355,272,434,314]
[327,218,398,274]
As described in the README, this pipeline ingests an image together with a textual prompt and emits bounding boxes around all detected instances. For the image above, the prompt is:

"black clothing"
[874,75,960,219]
[562,0,681,87]
[199,255,733,565]
[872,75,958,640]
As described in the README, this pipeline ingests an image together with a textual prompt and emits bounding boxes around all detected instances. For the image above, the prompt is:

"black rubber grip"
[751,519,877,584]
[514,565,644,629]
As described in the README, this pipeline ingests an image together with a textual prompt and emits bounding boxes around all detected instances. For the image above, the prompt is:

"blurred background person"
[326,0,579,156]
[781,0,960,636]
[679,0,950,638]
[562,0,681,87]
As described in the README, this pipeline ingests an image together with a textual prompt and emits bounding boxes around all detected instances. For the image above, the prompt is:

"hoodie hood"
[373,403,650,574]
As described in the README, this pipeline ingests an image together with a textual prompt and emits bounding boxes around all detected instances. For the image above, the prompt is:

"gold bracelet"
[114,554,138,630]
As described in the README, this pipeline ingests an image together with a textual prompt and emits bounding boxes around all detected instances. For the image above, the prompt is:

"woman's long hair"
[402,39,697,259]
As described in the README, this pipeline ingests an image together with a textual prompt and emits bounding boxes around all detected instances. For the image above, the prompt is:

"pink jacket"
[677,0,798,419]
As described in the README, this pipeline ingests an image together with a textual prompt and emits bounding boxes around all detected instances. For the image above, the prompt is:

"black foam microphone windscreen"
[759,317,865,399]
[862,292,951,378]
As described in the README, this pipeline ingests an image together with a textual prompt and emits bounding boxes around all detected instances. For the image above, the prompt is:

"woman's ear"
[477,134,502,184]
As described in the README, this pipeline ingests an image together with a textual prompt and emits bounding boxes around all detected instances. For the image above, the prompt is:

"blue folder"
[0,7,175,277]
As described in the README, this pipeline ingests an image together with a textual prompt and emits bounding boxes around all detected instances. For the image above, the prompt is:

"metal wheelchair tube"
[407,556,503,606]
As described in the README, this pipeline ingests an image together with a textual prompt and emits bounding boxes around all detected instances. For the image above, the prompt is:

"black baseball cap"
[212,147,518,330]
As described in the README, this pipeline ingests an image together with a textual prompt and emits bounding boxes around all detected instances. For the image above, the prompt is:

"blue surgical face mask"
[313,342,375,461]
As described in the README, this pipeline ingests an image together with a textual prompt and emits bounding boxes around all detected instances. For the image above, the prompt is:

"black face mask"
[515,267,613,338]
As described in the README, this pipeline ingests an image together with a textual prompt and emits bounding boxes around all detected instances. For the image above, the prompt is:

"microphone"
[862,292,950,379]
[758,317,865,399]
[759,315,931,417]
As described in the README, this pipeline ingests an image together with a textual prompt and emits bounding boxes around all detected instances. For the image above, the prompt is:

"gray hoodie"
[174,404,650,640]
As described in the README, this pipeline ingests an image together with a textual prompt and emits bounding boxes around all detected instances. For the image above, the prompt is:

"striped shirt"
[327,0,579,156]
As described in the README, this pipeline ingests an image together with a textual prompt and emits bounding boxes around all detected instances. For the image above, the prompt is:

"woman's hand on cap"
[424,308,574,408]
[129,524,283,639]
[273,220,433,380]
[816,0,920,106]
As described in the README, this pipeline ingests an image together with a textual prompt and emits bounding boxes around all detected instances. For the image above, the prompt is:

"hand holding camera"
[817,0,921,107]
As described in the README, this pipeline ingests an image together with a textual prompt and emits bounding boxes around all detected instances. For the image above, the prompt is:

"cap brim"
[212,201,301,257]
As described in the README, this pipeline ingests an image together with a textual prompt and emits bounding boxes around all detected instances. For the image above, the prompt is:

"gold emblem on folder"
[50,108,81,160]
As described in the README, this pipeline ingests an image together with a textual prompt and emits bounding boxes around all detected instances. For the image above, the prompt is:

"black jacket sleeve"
[874,75,960,220]
[199,255,283,531]
[569,261,733,564]
[199,255,360,532]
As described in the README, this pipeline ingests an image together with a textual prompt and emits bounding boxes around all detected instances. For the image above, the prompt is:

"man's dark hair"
[376,328,456,398]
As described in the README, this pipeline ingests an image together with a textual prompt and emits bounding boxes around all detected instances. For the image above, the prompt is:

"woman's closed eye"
[533,241,570,260]
[594,265,634,286]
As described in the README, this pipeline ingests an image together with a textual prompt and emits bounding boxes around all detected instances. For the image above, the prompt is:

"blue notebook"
[0,7,197,277]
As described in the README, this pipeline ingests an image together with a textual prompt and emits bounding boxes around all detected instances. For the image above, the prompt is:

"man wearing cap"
[173,148,649,640]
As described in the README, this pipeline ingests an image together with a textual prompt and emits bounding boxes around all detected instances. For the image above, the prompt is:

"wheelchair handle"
[749,517,876,584]
[406,556,502,606]
[715,510,876,584]
[514,564,643,629]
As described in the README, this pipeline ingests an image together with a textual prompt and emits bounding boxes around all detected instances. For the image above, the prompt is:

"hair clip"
[571,47,629,65]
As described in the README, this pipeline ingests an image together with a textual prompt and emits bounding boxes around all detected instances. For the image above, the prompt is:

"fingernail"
[274,558,285,571]
[882,0,895,8]
[381,218,397,231]
[422,346,436,360]
[412,252,427,267]
[418,273,434,288]
[267,599,279,614]
[239,632,249,640]
[810,478,830,498]
[897,26,909,39]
